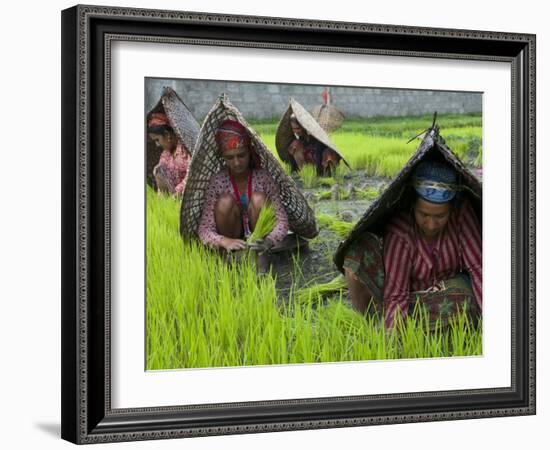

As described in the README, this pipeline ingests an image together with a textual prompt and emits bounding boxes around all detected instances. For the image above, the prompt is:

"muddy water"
[268,171,389,300]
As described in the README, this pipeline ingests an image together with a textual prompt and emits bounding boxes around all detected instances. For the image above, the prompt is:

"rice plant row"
[255,113,482,177]
[146,188,482,370]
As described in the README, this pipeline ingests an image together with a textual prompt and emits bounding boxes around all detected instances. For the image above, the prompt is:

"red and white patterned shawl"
[383,198,482,328]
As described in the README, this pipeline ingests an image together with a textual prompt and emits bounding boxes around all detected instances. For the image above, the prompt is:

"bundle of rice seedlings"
[299,164,318,189]
[339,190,351,201]
[329,220,354,238]
[315,212,355,238]
[356,187,379,200]
[294,275,348,304]
[316,190,332,201]
[332,163,348,185]
[248,202,277,242]
[281,161,294,177]
[318,177,336,187]
[315,212,334,228]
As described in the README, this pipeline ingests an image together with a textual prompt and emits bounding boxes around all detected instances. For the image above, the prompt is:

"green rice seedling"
[355,187,379,200]
[329,220,355,238]
[248,202,276,242]
[318,177,336,187]
[315,212,335,229]
[146,110,485,369]
[474,145,483,167]
[279,161,294,177]
[335,113,481,138]
[247,120,279,135]
[447,304,482,356]
[331,163,348,185]
[288,249,306,290]
[440,126,482,163]
[322,185,349,201]
[332,134,416,176]
[294,275,348,304]
[315,212,355,237]
[316,190,332,201]
[396,302,432,358]
[338,189,351,201]
[444,139,470,161]
[299,164,318,188]
[253,116,482,180]
[441,126,482,140]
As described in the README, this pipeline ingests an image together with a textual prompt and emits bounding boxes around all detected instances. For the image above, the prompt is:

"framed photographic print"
[61,4,536,444]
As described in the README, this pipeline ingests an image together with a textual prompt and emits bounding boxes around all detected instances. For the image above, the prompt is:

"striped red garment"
[382,199,482,328]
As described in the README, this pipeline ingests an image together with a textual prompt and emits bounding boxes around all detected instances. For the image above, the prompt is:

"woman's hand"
[220,237,247,252]
[288,140,304,156]
[247,238,273,254]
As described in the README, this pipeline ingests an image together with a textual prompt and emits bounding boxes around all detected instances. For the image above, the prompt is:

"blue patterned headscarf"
[412,161,458,204]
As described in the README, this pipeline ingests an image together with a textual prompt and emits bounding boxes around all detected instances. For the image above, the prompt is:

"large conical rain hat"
[333,118,482,273]
[180,94,319,240]
[275,98,350,168]
[310,88,345,132]
[146,87,200,187]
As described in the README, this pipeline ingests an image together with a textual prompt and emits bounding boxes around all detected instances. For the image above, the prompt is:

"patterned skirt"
[343,232,480,329]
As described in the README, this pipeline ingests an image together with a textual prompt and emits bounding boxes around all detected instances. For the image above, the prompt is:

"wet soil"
[266,170,390,300]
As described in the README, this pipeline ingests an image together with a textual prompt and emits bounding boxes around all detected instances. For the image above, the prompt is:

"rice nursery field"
[255,112,482,176]
[146,113,483,370]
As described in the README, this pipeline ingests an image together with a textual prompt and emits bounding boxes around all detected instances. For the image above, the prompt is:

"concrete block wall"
[146,78,481,122]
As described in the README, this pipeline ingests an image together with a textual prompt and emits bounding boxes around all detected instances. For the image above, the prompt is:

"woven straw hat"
[310,104,345,132]
[333,120,482,272]
[146,87,200,186]
[275,98,350,168]
[180,94,319,240]
[311,88,345,132]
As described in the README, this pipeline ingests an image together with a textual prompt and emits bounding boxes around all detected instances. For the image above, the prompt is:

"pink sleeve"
[174,149,191,195]
[197,174,224,248]
[458,199,483,309]
[383,233,412,329]
[258,171,289,245]
[157,150,170,167]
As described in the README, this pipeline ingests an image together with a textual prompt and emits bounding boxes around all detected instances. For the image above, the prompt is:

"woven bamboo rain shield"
[180,94,319,239]
[275,98,350,168]
[310,104,345,132]
[146,87,201,186]
[311,88,345,132]
[333,124,482,272]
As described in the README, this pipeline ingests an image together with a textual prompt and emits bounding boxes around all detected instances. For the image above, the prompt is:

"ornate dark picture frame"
[61,4,536,444]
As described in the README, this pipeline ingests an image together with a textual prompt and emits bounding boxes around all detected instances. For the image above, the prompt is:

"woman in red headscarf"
[147,112,191,196]
[198,119,289,252]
